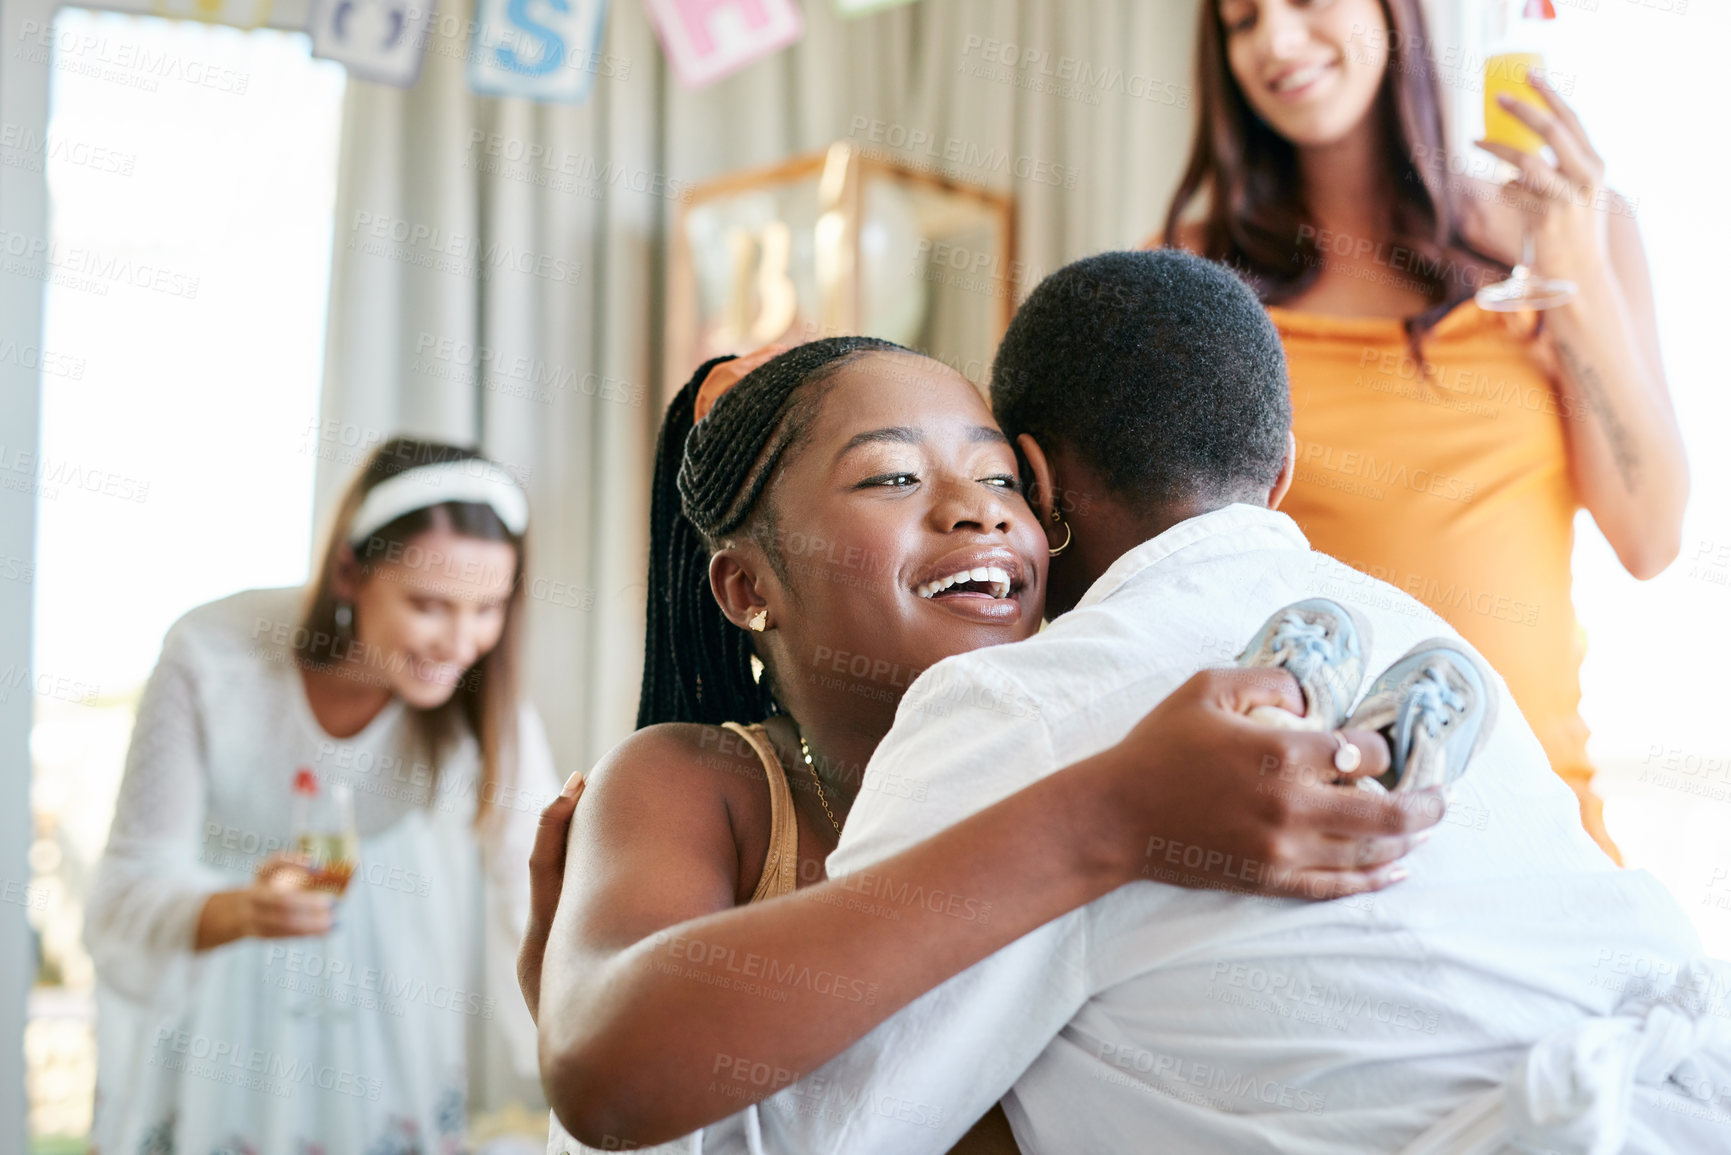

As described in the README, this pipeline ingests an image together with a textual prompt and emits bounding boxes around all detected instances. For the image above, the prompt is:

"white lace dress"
[85,588,557,1155]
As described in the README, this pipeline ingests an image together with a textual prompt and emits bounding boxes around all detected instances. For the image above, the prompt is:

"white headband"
[348,460,529,544]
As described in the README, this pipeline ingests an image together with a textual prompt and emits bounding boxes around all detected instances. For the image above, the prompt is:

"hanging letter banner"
[468,0,610,103]
[150,0,272,27]
[640,0,803,89]
[833,0,916,16]
[310,0,434,87]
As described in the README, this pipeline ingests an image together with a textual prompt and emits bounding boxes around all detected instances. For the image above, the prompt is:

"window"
[25,11,344,1143]
[1541,3,1731,958]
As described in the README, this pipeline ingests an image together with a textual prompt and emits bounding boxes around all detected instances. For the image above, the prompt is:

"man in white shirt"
[754,251,1731,1153]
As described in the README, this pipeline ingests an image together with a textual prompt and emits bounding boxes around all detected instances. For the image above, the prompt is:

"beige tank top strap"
[721,722,800,901]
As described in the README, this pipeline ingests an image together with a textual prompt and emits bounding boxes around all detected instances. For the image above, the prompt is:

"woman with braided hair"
[518,339,1430,1153]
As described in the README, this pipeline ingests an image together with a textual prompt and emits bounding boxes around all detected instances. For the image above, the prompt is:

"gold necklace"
[796,728,843,836]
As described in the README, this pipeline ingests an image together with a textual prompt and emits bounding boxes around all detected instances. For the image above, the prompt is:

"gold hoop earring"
[1049,516,1073,557]
[748,609,768,632]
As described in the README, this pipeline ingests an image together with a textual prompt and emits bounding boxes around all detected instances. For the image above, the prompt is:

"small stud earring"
[748,609,768,632]
[335,602,354,631]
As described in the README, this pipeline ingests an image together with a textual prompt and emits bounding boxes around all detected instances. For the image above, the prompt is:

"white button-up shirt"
[744,504,1724,1154]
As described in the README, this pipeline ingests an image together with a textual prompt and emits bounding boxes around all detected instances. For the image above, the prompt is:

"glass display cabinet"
[667,141,1016,400]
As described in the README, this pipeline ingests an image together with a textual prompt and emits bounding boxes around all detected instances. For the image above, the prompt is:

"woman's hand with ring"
[1102,668,1442,900]
[1331,731,1362,774]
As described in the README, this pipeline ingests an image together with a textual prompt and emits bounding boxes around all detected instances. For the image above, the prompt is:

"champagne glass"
[288,767,358,1019]
[1476,0,1576,312]
[292,767,358,895]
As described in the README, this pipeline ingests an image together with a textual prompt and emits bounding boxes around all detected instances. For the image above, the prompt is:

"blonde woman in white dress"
[86,438,559,1155]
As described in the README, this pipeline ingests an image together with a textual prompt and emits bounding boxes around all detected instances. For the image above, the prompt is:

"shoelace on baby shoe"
[1395,664,1468,742]
[1269,612,1337,681]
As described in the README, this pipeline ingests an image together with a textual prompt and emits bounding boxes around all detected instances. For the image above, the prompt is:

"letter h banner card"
[641,0,803,89]
[310,0,436,87]
[469,0,610,103]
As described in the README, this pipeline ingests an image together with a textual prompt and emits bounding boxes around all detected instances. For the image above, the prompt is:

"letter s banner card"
[469,0,609,103]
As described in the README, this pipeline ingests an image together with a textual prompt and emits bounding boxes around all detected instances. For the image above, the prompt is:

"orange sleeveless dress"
[1269,300,1619,861]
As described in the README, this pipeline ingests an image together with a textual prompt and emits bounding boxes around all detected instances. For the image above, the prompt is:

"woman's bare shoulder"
[583,722,772,806]
[566,723,777,909]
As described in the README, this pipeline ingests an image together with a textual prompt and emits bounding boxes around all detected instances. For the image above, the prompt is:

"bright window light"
[26,10,344,1142]
[1539,4,1731,954]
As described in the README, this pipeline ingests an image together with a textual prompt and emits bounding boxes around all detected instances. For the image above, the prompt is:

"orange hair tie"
[692,359,740,423]
[693,344,795,422]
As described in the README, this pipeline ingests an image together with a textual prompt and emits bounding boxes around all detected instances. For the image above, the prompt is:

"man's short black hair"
[991,249,1291,512]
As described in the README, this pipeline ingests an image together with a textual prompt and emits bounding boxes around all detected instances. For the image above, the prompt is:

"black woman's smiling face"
[743,351,1048,695]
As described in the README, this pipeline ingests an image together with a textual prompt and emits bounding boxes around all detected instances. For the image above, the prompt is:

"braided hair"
[638,337,909,728]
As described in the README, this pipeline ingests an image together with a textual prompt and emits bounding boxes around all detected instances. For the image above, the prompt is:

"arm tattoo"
[1556,339,1642,494]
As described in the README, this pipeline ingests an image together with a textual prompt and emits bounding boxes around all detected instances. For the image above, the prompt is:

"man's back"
[774,505,1714,1154]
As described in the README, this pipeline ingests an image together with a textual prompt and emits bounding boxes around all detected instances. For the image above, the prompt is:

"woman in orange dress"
[1155,0,1687,859]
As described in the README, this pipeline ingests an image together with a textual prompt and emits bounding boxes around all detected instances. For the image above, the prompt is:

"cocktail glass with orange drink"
[1476,0,1577,312]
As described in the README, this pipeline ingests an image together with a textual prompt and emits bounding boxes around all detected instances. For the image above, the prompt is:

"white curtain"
[318,0,1206,783]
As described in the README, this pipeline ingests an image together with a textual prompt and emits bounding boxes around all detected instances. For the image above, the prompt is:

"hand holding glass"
[1476,4,1577,311]
[292,768,358,895]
